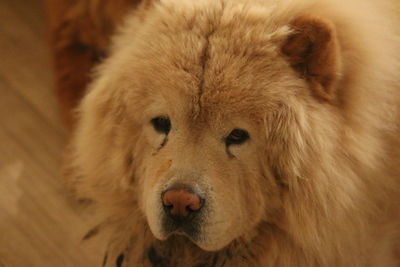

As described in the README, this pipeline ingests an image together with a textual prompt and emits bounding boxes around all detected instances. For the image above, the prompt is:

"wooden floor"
[0,1,104,266]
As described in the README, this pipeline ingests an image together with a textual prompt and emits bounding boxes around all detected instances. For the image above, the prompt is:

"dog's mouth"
[161,209,204,242]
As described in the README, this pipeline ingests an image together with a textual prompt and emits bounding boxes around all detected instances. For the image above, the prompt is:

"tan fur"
[282,15,341,100]
[45,0,141,130]
[51,0,400,265]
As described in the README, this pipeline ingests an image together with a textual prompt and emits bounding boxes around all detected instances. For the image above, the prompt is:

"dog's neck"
[102,221,282,267]
[144,236,242,267]
[104,223,296,267]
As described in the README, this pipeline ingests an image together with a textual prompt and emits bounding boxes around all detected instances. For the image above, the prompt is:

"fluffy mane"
[61,0,400,266]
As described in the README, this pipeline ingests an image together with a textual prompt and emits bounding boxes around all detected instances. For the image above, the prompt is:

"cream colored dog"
[62,0,400,265]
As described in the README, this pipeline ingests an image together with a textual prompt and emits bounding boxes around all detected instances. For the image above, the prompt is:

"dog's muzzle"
[161,184,205,239]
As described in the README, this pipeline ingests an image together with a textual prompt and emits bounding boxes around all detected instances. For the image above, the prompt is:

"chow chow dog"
[46,0,400,266]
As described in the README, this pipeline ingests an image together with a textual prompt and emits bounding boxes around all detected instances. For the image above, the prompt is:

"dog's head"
[71,0,349,251]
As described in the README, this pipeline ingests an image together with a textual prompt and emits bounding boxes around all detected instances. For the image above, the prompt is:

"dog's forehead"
[133,3,295,118]
[118,0,302,125]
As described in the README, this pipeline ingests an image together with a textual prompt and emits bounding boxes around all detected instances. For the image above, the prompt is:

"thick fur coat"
[47,0,400,266]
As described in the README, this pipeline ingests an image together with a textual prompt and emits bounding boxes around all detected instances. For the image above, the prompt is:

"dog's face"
[72,0,342,251]
[139,98,272,250]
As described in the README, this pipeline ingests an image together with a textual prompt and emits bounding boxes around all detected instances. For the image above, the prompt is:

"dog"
[47,0,400,265]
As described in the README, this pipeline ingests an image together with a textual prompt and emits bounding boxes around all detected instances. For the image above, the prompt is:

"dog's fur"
[47,0,400,266]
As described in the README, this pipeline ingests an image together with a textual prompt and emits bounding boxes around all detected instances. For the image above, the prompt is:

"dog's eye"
[151,116,171,134]
[225,129,249,146]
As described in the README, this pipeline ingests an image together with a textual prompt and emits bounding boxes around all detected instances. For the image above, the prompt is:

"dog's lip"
[162,222,200,237]
[164,229,199,244]
[165,229,186,238]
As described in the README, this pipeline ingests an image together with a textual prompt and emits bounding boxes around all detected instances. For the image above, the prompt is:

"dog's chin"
[193,237,232,252]
[150,224,233,252]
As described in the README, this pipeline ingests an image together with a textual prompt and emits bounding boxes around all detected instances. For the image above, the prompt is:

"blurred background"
[0,0,103,266]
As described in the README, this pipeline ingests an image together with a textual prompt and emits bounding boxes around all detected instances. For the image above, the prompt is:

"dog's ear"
[282,15,341,100]
[138,0,160,12]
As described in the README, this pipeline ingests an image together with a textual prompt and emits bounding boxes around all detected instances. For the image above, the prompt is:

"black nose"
[162,186,203,222]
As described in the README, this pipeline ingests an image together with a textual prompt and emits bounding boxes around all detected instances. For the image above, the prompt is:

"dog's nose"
[162,188,202,217]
